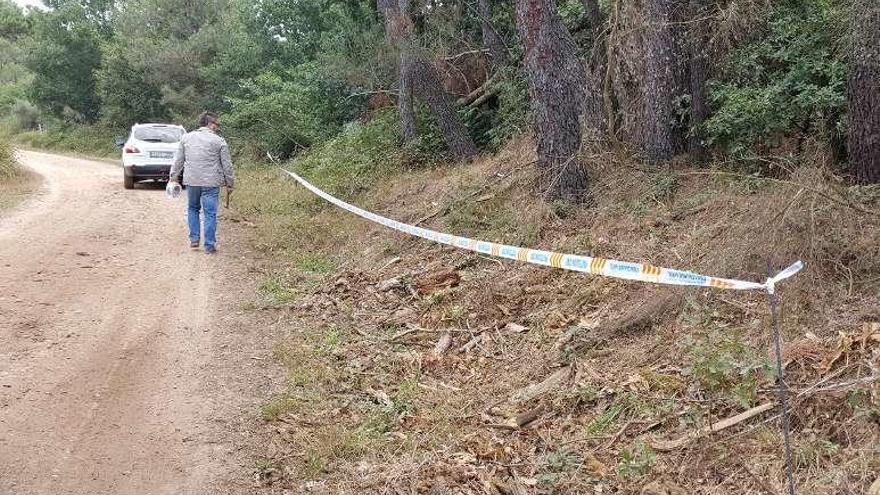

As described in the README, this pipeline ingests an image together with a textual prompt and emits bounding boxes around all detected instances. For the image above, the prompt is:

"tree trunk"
[478,0,508,68]
[641,0,677,162]
[379,0,476,161]
[848,0,880,184]
[398,52,418,142]
[687,0,710,160]
[516,0,592,201]
[410,57,478,160]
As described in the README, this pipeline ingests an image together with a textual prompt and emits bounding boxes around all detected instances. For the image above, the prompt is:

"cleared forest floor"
[231,138,880,494]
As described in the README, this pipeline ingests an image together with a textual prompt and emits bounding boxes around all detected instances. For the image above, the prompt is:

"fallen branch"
[468,86,500,108]
[509,365,574,404]
[569,293,683,354]
[514,402,548,428]
[651,401,777,451]
[456,77,494,106]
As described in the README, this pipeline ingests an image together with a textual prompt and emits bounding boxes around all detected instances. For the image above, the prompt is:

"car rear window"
[133,127,183,143]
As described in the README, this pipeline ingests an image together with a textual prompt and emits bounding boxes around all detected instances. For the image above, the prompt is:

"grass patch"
[682,328,773,409]
[260,394,300,422]
[11,125,120,158]
[586,402,625,436]
[0,140,39,212]
[259,274,298,305]
[616,441,657,479]
[295,253,335,274]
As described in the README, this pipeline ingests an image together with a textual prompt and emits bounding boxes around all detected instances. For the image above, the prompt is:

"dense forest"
[0,0,878,192]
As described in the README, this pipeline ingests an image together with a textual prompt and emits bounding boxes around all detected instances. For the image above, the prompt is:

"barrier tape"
[282,169,803,292]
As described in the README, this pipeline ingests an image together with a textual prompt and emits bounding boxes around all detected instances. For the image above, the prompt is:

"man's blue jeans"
[187,186,220,250]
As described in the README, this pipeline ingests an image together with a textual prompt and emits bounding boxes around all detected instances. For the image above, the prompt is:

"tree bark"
[687,0,710,160]
[478,0,508,68]
[410,57,478,160]
[516,0,595,201]
[378,0,476,161]
[848,0,880,184]
[641,0,678,162]
[398,52,418,142]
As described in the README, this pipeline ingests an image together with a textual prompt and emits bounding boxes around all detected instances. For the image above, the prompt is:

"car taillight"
[124,146,140,154]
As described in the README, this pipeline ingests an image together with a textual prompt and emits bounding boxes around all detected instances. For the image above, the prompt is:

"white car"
[117,123,186,189]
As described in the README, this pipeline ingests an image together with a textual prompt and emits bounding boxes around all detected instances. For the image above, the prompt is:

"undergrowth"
[0,139,38,212]
[10,125,119,158]
[233,133,880,493]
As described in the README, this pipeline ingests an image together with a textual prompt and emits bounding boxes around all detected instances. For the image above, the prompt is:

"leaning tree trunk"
[641,0,678,162]
[516,0,596,201]
[848,0,880,184]
[687,0,710,160]
[478,0,508,68]
[410,57,478,160]
[379,0,476,161]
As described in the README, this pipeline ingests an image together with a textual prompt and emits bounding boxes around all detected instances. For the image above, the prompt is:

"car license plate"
[149,151,174,159]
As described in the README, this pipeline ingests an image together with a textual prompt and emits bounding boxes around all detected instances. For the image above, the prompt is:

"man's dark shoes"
[205,246,217,254]
[190,240,200,248]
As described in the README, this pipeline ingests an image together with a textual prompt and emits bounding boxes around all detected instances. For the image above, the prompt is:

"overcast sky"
[13,0,46,9]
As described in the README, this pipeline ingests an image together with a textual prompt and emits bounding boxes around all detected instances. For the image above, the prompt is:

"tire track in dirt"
[0,151,275,495]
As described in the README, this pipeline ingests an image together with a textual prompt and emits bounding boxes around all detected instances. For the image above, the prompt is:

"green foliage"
[259,274,297,305]
[10,99,39,131]
[586,402,625,435]
[290,109,405,197]
[24,2,104,121]
[14,124,118,157]
[487,65,531,149]
[682,330,773,409]
[617,441,657,479]
[706,0,849,155]
[95,42,168,128]
[226,62,364,157]
[0,0,29,40]
[537,450,582,487]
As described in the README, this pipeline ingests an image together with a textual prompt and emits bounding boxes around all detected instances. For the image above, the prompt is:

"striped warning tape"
[282,169,803,292]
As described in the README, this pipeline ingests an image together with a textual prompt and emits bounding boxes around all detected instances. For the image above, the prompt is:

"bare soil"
[0,151,276,495]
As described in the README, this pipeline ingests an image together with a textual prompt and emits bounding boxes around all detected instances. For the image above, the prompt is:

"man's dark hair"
[198,111,219,128]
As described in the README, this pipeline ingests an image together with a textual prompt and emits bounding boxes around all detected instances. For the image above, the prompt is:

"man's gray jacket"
[170,127,235,188]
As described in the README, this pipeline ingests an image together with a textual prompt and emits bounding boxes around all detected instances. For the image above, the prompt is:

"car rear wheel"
[124,174,135,189]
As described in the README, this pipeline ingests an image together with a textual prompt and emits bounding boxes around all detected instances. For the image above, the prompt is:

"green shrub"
[487,65,531,149]
[290,108,408,197]
[14,124,119,157]
[226,62,365,158]
[10,99,40,131]
[682,330,773,409]
[706,0,848,156]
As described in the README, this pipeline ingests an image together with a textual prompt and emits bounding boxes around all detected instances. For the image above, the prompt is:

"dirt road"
[0,151,271,495]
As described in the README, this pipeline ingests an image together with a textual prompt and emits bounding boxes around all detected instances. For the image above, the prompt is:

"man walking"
[169,111,235,254]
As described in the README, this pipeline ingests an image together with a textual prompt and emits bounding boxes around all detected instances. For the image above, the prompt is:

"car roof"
[132,123,185,129]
